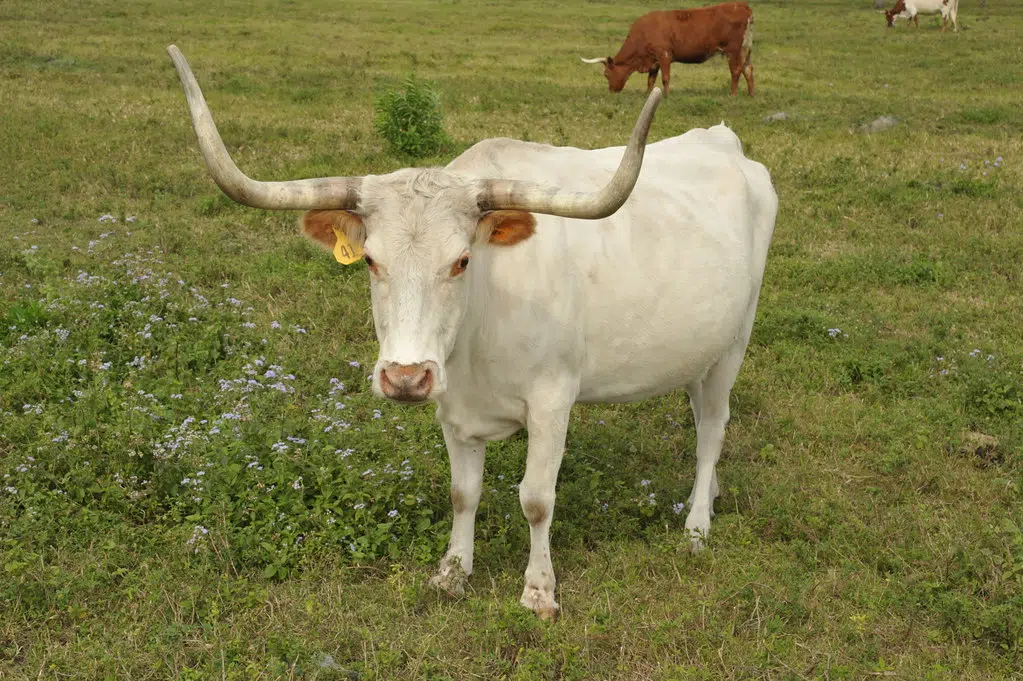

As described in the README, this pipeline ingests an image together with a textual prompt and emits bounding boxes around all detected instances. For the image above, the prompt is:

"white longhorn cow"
[168,46,778,619]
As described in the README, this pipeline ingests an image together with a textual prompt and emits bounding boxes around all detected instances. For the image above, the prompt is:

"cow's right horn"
[580,56,610,65]
[167,46,362,210]
[476,87,662,220]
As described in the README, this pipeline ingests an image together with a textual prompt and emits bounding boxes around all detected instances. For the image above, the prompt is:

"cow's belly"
[576,330,746,403]
[576,279,752,403]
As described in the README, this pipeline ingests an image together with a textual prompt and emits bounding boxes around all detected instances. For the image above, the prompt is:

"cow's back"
[907,0,951,12]
[449,128,774,269]
[666,3,753,62]
[450,126,773,258]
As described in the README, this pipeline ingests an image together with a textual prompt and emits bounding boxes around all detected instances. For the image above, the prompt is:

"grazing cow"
[885,0,959,31]
[168,46,778,619]
[581,2,755,96]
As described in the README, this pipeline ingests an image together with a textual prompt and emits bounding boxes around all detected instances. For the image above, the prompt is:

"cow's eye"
[450,254,470,277]
[364,254,375,268]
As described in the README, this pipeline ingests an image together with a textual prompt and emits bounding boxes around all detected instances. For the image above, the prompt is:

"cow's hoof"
[520,586,559,621]
[685,513,710,552]
[428,564,468,597]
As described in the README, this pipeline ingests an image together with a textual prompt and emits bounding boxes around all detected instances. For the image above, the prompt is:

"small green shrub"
[374,76,451,158]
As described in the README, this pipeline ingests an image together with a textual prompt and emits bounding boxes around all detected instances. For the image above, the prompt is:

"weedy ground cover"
[1,0,1021,678]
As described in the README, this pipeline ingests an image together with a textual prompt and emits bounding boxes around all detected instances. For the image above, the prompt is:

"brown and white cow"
[582,2,754,96]
[885,0,959,32]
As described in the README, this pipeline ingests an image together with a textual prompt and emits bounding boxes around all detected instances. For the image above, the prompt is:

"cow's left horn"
[167,46,362,210]
[580,56,609,65]
[476,88,662,220]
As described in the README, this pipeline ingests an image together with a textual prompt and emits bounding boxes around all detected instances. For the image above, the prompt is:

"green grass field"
[2,0,1022,678]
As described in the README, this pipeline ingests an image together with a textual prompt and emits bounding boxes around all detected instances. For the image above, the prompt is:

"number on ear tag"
[330,226,363,265]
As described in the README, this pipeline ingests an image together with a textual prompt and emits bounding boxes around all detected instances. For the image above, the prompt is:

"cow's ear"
[300,210,365,251]
[606,57,613,66]
[477,210,536,246]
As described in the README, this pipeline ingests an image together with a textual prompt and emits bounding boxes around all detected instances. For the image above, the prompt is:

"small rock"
[858,115,899,134]
[311,653,360,679]
[874,0,886,9]
[764,111,788,123]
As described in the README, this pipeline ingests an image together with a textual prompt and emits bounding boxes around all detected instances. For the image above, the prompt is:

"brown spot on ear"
[478,210,536,247]
[300,210,364,251]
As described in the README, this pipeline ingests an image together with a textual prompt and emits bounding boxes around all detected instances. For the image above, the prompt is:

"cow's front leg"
[518,403,571,620]
[429,423,485,596]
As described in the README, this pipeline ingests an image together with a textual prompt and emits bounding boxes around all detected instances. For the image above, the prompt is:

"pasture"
[1,0,1021,677]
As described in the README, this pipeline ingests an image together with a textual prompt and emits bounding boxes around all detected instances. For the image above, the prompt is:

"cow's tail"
[742,14,754,55]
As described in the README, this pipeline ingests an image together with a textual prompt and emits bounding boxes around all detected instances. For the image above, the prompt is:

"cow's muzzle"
[379,361,437,403]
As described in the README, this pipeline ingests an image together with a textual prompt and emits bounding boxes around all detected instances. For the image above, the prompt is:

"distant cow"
[885,0,959,32]
[582,2,754,96]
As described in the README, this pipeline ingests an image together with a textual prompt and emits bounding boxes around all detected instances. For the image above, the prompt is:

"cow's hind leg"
[646,66,660,94]
[658,53,672,96]
[943,6,958,32]
[741,49,754,96]
[685,383,718,514]
[684,341,747,550]
[429,423,485,595]
[727,53,744,96]
[740,15,755,96]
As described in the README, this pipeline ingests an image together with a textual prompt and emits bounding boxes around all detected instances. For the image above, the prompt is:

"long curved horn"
[167,45,361,210]
[580,56,609,64]
[475,87,662,220]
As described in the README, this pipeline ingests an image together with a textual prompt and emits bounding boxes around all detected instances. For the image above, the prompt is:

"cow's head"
[296,183,538,402]
[168,46,661,403]
[580,56,630,93]
[884,0,906,26]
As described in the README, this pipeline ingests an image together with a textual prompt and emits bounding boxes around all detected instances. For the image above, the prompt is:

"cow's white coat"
[347,125,777,617]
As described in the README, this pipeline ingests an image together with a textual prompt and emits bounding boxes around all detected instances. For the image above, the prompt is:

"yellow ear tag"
[330,225,363,265]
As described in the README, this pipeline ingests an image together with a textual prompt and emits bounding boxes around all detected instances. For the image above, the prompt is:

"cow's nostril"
[416,368,432,391]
